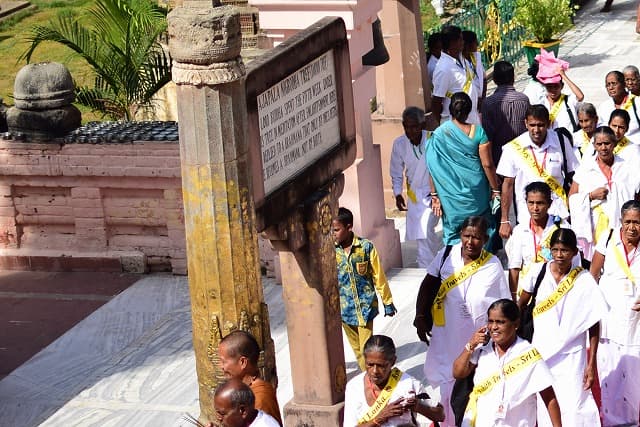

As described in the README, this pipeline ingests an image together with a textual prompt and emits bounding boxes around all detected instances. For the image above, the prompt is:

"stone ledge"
[0,1,32,21]
[0,249,146,273]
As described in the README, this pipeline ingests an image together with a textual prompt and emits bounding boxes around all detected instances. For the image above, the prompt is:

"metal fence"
[424,0,525,69]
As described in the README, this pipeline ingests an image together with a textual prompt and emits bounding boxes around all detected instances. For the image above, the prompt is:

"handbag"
[518,263,547,342]
[451,374,474,426]
[415,245,453,337]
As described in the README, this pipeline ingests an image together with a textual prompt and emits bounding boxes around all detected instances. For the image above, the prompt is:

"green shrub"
[514,0,574,43]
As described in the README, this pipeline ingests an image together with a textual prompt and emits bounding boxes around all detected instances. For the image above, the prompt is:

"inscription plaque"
[258,51,340,196]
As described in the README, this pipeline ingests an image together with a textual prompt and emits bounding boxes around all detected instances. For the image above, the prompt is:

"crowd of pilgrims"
[336,24,640,427]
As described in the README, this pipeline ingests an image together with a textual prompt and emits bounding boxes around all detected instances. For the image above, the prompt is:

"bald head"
[219,330,260,366]
[214,379,256,427]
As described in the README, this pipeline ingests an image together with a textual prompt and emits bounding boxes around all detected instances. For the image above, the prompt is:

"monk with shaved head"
[217,331,282,425]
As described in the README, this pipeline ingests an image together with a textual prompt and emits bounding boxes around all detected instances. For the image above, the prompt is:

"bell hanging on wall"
[362,18,390,67]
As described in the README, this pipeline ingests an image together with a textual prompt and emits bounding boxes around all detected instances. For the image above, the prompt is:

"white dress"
[250,410,281,427]
[344,371,429,427]
[521,263,609,427]
[569,155,640,260]
[594,229,640,427]
[424,244,510,426]
[390,130,441,267]
[462,337,555,427]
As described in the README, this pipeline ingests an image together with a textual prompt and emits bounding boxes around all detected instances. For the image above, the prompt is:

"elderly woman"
[426,92,501,247]
[343,335,444,426]
[572,102,598,162]
[569,126,640,262]
[518,228,608,426]
[453,299,562,427]
[597,70,640,143]
[590,200,640,427]
[414,216,510,427]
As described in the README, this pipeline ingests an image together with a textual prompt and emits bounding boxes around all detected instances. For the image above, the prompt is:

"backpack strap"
[555,128,574,193]
[438,245,453,276]
[563,96,579,132]
[531,263,547,302]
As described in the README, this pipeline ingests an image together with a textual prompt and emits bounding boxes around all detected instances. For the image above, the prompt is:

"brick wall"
[0,140,187,274]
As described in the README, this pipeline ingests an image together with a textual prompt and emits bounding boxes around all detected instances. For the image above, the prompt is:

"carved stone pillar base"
[283,401,345,427]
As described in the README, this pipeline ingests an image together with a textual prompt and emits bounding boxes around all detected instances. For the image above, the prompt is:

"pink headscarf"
[535,48,569,84]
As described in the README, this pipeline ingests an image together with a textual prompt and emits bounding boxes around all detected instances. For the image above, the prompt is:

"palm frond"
[20,0,172,121]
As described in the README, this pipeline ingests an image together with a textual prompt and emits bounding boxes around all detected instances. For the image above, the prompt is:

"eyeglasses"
[606,81,622,87]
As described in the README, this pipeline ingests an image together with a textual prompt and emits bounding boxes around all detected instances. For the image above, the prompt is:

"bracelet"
[429,192,438,197]
[500,220,510,224]
[465,342,473,352]
[491,189,501,193]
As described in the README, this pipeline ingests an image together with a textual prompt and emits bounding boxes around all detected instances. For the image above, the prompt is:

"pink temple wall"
[0,140,187,274]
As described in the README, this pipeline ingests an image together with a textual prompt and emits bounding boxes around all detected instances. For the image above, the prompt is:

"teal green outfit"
[426,120,494,245]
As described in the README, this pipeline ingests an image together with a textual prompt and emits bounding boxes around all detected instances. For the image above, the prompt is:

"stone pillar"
[267,177,346,426]
[376,0,430,114]
[167,1,275,422]
[251,0,402,269]
[372,0,431,208]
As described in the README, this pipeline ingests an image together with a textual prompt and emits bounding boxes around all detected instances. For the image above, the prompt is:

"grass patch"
[0,0,99,120]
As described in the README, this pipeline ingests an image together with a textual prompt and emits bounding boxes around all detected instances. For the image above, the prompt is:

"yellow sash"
[358,367,403,424]
[614,136,631,155]
[407,178,417,204]
[532,267,583,317]
[406,133,431,204]
[622,94,635,111]
[446,59,473,98]
[592,204,610,245]
[612,240,636,284]
[579,131,592,158]
[465,347,543,427]
[509,140,568,205]
[548,95,565,124]
[432,250,491,326]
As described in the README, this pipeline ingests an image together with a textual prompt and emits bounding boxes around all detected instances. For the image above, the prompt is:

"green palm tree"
[21,0,172,121]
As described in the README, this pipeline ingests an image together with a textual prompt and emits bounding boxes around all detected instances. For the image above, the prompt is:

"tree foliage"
[21,0,171,120]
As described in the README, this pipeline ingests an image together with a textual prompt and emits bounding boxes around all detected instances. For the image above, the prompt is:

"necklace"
[366,374,380,399]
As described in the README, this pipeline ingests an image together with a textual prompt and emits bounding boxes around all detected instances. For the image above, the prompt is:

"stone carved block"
[7,62,81,141]
[13,62,75,110]
[168,4,245,85]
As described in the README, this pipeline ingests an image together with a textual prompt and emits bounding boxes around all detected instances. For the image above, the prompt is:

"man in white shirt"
[390,106,441,267]
[431,25,479,125]
[497,104,579,238]
[212,379,280,427]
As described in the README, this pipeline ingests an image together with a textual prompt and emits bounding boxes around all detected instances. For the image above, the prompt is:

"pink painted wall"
[0,140,187,274]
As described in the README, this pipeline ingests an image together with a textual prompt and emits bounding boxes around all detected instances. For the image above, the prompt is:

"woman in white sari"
[590,200,640,427]
[344,335,444,426]
[414,216,510,426]
[518,229,608,426]
[568,126,640,262]
[453,299,561,427]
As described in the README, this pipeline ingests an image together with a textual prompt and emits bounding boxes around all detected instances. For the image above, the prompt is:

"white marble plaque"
[257,50,341,196]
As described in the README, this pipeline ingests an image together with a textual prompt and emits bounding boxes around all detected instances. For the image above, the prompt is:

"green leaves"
[514,0,573,43]
[21,0,171,120]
